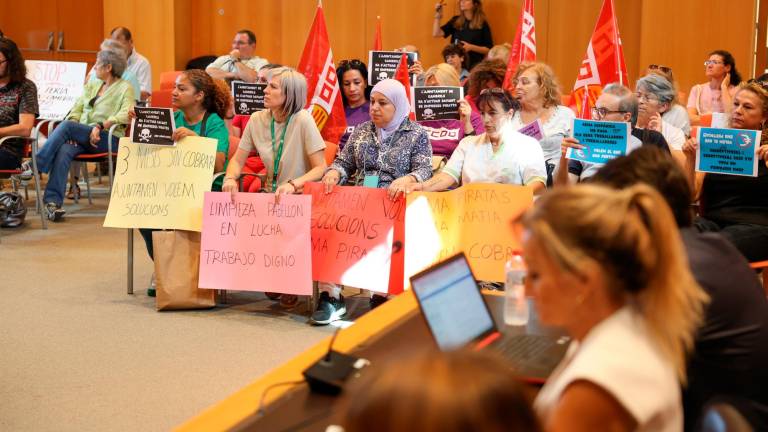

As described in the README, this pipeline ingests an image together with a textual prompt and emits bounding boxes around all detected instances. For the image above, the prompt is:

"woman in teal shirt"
[139,70,232,294]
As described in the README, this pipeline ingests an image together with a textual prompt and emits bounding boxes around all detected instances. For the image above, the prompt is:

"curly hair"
[0,38,27,84]
[182,69,231,119]
[467,59,506,98]
[513,62,562,108]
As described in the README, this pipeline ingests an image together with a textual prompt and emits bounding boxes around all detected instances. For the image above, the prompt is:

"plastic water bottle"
[504,252,529,326]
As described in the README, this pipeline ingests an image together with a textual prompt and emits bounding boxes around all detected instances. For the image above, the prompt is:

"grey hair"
[603,83,638,127]
[267,67,307,117]
[636,74,675,107]
[99,38,128,60]
[97,49,127,78]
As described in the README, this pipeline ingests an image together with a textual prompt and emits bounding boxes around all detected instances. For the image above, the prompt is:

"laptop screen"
[410,254,496,350]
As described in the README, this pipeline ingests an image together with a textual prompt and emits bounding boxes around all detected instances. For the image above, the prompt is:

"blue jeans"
[36,120,118,206]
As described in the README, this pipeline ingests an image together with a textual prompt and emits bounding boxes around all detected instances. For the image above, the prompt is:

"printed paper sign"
[412,86,463,121]
[304,183,395,293]
[518,119,544,140]
[405,183,533,285]
[368,50,418,86]
[103,136,217,230]
[567,118,630,165]
[25,60,87,121]
[131,107,175,145]
[198,192,312,295]
[232,81,266,115]
[696,127,760,177]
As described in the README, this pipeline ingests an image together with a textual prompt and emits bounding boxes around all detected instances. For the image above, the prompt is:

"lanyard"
[270,114,292,192]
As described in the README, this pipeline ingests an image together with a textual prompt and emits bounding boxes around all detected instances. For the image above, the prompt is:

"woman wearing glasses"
[28,49,134,222]
[683,80,768,262]
[687,50,742,126]
[337,59,371,151]
[314,79,432,325]
[646,64,691,136]
[406,87,545,194]
[635,74,686,166]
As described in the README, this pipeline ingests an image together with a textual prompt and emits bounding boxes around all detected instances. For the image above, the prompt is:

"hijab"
[371,79,411,142]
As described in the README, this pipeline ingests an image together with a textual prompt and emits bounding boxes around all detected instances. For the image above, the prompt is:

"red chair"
[149,89,173,109]
[159,71,183,90]
[71,123,126,204]
[749,260,768,296]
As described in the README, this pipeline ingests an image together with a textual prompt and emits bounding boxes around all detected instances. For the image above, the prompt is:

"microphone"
[303,327,369,395]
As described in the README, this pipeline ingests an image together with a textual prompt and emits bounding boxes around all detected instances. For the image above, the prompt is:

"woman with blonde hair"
[508,62,575,179]
[432,0,493,69]
[487,42,512,63]
[419,63,483,158]
[518,183,708,431]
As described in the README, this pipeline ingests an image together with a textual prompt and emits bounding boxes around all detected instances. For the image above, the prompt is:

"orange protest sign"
[404,183,533,284]
[304,183,400,293]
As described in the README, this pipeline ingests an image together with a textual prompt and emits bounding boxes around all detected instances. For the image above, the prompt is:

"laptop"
[409,252,570,384]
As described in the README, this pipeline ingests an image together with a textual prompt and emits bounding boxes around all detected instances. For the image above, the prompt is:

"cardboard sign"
[518,119,544,140]
[368,50,418,86]
[566,118,630,165]
[405,183,533,285]
[198,192,313,295]
[25,60,87,121]
[131,107,175,145]
[103,136,217,230]
[412,86,463,121]
[304,183,395,293]
[696,127,760,177]
[232,81,266,115]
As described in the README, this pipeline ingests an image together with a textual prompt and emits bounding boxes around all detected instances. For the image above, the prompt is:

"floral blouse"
[331,119,433,188]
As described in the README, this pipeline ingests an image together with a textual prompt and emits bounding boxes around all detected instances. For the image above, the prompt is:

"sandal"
[66,184,81,200]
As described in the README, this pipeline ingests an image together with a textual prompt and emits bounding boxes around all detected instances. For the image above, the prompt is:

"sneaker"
[147,273,156,297]
[19,161,32,180]
[310,292,346,325]
[45,202,65,222]
[370,293,388,310]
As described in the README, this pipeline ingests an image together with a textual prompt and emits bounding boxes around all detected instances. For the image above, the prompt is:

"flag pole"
[611,0,622,86]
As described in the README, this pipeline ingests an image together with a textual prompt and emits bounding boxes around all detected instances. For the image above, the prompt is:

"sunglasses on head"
[747,78,768,90]
[338,59,364,68]
[648,64,672,74]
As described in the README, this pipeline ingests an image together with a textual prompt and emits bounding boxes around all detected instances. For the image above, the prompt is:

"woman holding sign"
[26,50,134,222]
[682,81,768,262]
[407,88,545,194]
[316,79,432,325]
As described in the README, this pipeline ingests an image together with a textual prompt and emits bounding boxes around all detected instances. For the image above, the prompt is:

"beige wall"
[103,0,757,98]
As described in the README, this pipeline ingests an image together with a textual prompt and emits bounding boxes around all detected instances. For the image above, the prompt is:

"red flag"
[372,16,382,51]
[503,0,536,90]
[297,4,347,145]
[394,53,415,120]
[568,0,628,118]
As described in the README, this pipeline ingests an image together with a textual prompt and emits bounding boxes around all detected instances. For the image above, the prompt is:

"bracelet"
[287,179,297,191]
[224,176,237,182]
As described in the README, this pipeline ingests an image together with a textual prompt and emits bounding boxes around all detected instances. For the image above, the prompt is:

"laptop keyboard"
[493,334,554,361]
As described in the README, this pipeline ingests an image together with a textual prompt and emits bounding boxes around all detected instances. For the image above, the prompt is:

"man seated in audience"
[0,38,38,171]
[591,146,768,432]
[556,83,668,184]
[110,27,151,102]
[341,350,541,432]
[205,29,267,83]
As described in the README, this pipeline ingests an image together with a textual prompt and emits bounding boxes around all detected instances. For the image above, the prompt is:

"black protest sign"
[368,51,418,86]
[232,81,266,115]
[131,107,176,146]
[413,86,463,121]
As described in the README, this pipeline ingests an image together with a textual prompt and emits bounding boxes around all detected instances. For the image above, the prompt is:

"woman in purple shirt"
[337,59,371,151]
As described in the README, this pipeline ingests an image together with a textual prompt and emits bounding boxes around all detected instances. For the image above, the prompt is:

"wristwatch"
[287,179,298,191]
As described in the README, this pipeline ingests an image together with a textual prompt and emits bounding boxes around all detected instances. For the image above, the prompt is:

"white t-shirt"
[535,307,683,432]
[128,50,152,95]
[662,104,690,137]
[442,130,546,186]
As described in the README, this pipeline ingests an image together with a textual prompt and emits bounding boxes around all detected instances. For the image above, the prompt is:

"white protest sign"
[25,60,87,121]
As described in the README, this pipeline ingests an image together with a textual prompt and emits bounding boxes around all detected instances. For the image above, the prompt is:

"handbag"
[152,230,216,310]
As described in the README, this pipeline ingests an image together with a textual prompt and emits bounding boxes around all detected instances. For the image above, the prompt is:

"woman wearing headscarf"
[313,79,432,325]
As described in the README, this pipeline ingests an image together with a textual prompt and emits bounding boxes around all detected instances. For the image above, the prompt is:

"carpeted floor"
[0,180,365,431]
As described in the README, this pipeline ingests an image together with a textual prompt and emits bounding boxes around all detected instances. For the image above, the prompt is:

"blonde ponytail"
[520,184,708,382]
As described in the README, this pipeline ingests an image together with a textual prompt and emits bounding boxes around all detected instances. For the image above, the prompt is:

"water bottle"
[504,252,529,326]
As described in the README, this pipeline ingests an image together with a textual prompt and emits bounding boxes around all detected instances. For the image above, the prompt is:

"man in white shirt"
[206,30,268,83]
[110,27,151,102]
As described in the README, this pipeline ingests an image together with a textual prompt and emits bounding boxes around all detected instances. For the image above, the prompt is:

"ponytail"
[182,69,232,119]
[520,184,708,382]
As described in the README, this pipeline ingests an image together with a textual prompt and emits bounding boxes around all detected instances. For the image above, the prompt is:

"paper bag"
[153,230,216,310]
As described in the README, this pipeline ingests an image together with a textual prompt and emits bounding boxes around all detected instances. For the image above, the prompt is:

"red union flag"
[569,0,628,118]
[372,16,382,51]
[298,4,347,144]
[503,0,536,90]
[394,53,416,120]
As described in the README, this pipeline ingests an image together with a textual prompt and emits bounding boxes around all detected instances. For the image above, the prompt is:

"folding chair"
[70,123,123,205]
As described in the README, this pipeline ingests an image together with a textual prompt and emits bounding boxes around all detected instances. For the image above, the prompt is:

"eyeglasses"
[591,107,628,119]
[704,60,724,66]
[648,64,671,74]
[338,59,364,68]
[635,91,659,102]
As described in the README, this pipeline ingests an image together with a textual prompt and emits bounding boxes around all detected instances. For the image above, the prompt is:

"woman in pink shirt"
[687,50,742,126]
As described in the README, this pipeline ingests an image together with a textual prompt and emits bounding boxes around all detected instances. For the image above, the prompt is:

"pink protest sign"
[304,183,396,293]
[199,192,312,295]
[518,119,544,140]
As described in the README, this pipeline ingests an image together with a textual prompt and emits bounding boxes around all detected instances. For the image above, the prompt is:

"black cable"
[256,379,306,417]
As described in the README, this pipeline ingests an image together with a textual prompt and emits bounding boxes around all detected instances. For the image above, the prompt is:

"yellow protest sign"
[404,183,533,284]
[103,136,217,231]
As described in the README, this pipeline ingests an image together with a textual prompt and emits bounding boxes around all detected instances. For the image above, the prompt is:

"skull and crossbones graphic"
[422,108,436,120]
[138,128,151,142]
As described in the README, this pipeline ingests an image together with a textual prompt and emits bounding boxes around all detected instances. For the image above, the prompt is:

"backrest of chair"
[150,90,174,109]
[159,71,183,90]
[700,113,713,127]
[324,142,338,166]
